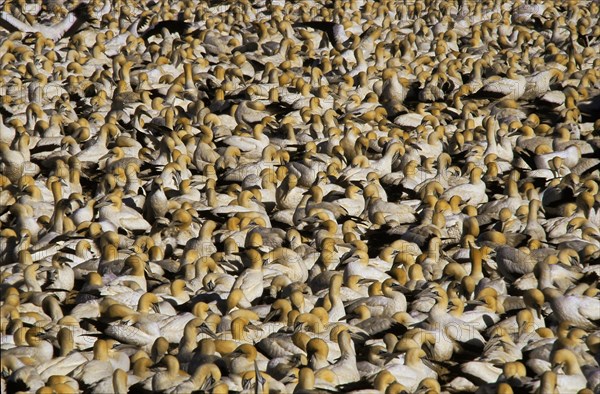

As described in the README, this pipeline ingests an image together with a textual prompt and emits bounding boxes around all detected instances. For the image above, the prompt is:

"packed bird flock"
[1,0,600,393]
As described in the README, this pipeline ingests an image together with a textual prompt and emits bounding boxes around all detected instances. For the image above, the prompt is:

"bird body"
[1,1,600,393]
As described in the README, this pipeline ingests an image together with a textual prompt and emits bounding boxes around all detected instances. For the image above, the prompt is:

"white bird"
[544,288,600,330]
[471,67,526,100]
[384,348,437,392]
[97,194,151,234]
[441,167,488,206]
[0,2,109,41]
[231,249,266,304]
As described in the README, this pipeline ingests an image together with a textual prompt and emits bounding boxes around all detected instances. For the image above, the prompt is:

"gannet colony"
[1,0,600,393]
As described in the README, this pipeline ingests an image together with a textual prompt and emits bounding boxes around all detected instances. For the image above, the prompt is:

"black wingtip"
[292,21,346,49]
[71,2,95,22]
[142,20,193,40]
